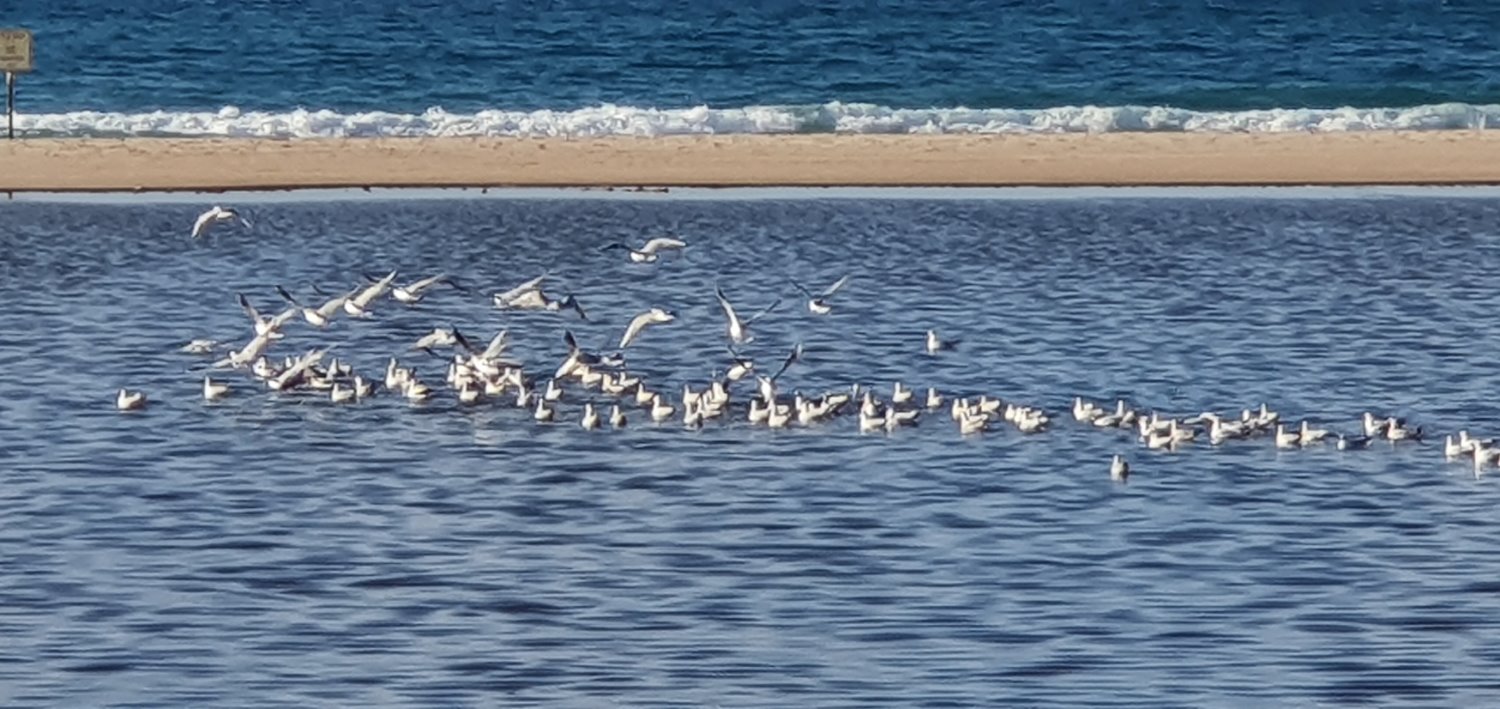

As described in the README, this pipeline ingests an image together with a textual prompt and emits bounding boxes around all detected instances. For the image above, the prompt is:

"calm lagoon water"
[2,189,1500,706]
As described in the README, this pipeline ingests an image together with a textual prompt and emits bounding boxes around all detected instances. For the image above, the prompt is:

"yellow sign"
[0,29,33,73]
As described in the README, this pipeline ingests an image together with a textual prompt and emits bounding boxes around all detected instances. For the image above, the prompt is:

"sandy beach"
[5,132,1500,191]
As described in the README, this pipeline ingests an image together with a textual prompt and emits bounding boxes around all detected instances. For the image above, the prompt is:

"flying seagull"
[191,205,252,239]
[600,236,688,263]
[715,285,781,345]
[790,275,851,315]
[619,308,676,349]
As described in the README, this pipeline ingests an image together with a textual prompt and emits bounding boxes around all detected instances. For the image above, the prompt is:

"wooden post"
[5,72,12,140]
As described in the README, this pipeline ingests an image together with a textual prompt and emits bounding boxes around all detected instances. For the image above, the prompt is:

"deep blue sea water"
[3,189,1500,706]
[7,1,1500,135]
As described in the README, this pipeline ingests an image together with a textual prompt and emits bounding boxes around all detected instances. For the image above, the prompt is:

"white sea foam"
[14,101,1500,138]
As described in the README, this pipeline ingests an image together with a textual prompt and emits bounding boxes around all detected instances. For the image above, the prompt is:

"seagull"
[600,236,687,263]
[191,205,251,239]
[413,327,459,353]
[619,308,676,349]
[116,389,147,411]
[581,402,601,429]
[492,274,550,309]
[214,329,277,369]
[1336,434,1372,450]
[725,347,754,382]
[769,342,804,382]
[926,329,958,355]
[345,270,398,317]
[715,285,780,345]
[179,339,221,355]
[202,376,230,401]
[1110,454,1130,482]
[276,284,356,328]
[609,404,628,428]
[237,293,296,339]
[789,275,851,315]
[330,383,357,404]
[390,273,463,304]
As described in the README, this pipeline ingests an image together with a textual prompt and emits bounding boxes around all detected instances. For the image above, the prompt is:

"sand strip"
[5,132,1500,192]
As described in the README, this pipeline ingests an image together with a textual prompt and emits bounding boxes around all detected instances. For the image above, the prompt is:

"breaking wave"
[15,101,1500,138]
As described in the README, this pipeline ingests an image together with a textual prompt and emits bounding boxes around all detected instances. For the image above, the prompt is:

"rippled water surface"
[4,191,1500,707]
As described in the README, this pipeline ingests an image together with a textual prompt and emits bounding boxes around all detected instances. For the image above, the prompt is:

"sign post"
[0,29,35,140]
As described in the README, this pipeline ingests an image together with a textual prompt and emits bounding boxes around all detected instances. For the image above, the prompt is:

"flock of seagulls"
[114,205,1481,483]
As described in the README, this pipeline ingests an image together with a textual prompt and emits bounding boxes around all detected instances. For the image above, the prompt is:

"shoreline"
[6,133,1500,192]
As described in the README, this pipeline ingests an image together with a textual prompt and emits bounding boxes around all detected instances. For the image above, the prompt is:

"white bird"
[330,383,356,404]
[601,236,687,263]
[276,284,356,328]
[1298,420,1330,446]
[492,274,588,319]
[533,397,556,422]
[346,270,398,316]
[609,404,627,428]
[925,387,943,410]
[1110,454,1130,482]
[413,327,458,352]
[789,275,851,315]
[236,293,296,339]
[725,348,754,382]
[492,274,549,309]
[179,338,221,355]
[715,285,780,344]
[891,382,913,406]
[1386,419,1422,442]
[581,402,601,430]
[191,205,251,239]
[392,273,461,304]
[1274,424,1300,449]
[958,412,989,435]
[925,329,957,355]
[215,329,277,369]
[650,394,676,422]
[116,388,147,411]
[353,375,374,399]
[619,308,677,349]
[202,376,230,401]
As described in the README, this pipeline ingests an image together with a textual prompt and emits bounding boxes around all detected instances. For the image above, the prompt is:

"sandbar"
[5,132,1500,192]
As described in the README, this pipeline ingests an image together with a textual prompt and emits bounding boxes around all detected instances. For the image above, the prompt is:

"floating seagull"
[1110,454,1130,482]
[580,402,601,429]
[600,236,688,263]
[202,376,230,401]
[179,339,221,355]
[609,404,627,428]
[715,285,780,345]
[116,388,147,411]
[619,308,677,349]
[191,205,251,239]
[330,383,356,404]
[1336,434,1372,450]
[926,329,958,355]
[276,284,356,328]
[790,275,851,315]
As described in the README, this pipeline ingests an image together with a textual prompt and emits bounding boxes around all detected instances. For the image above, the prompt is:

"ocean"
[7,0,1500,136]
[3,189,1500,705]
